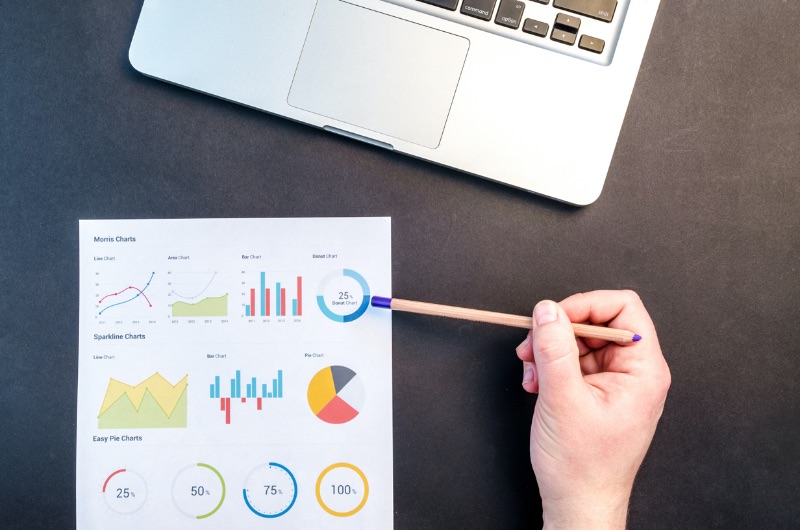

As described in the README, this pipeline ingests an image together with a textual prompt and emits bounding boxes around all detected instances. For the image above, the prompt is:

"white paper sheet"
[76,218,392,528]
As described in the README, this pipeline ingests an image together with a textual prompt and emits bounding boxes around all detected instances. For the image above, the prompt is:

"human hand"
[515,291,670,529]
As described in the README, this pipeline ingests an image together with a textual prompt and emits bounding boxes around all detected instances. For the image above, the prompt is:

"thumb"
[531,300,583,398]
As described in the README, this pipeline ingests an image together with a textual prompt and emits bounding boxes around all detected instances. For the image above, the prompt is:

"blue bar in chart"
[210,369,284,424]
[209,375,221,398]
[244,274,303,317]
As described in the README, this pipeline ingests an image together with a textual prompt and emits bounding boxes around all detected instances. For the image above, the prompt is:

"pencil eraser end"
[370,296,393,309]
[633,334,642,342]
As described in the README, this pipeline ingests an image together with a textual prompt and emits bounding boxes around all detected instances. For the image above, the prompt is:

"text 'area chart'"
[77,218,392,528]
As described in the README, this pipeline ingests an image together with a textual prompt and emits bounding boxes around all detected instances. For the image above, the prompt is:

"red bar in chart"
[297,276,303,316]
[244,273,303,317]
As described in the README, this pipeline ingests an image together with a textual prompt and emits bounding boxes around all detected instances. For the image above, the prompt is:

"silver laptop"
[129,0,660,205]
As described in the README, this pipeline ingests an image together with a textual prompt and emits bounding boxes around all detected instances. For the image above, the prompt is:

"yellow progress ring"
[315,462,369,517]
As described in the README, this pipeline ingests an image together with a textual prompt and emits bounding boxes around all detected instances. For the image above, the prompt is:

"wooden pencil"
[370,296,641,343]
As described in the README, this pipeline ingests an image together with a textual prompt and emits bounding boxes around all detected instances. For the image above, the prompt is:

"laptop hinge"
[323,126,394,150]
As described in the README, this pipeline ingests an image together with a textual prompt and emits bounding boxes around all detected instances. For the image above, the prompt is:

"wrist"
[541,493,630,530]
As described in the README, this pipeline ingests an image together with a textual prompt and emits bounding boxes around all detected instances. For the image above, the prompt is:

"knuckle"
[533,331,577,363]
[621,289,641,303]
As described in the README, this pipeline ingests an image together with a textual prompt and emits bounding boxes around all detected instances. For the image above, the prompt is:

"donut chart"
[242,462,297,518]
[102,468,147,514]
[316,269,370,323]
[171,463,226,519]
[315,462,370,517]
[307,366,364,424]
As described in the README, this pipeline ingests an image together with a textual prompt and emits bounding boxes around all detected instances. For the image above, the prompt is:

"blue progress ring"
[316,269,370,323]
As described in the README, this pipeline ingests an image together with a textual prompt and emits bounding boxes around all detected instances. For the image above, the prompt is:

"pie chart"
[307,366,364,424]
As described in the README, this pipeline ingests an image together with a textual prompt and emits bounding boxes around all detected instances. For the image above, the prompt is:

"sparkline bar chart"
[210,369,284,425]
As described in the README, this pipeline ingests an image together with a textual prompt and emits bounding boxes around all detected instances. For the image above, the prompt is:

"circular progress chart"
[102,468,147,514]
[307,366,364,424]
[242,462,298,518]
[316,462,369,517]
[316,269,370,323]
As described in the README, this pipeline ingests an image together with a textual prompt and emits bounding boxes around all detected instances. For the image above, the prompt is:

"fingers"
[516,330,533,362]
[517,332,540,393]
[530,300,583,398]
[522,361,538,394]
[559,290,656,344]
[578,350,602,375]
[560,290,668,382]
[516,291,668,393]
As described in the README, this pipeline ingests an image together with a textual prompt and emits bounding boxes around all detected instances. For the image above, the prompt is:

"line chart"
[97,272,155,315]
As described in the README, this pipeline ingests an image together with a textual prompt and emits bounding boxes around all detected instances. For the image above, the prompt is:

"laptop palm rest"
[288,0,469,149]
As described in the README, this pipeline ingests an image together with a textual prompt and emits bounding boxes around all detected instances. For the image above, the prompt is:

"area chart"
[98,373,188,429]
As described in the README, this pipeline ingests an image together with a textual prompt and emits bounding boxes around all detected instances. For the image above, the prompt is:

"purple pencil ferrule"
[370,296,393,309]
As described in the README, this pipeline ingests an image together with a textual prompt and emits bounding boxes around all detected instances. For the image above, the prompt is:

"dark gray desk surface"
[2,1,799,528]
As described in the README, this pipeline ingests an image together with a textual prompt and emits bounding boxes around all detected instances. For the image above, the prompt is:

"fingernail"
[523,362,534,385]
[534,300,559,326]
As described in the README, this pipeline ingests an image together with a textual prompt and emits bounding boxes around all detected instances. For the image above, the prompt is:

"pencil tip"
[370,296,392,309]
[633,334,642,342]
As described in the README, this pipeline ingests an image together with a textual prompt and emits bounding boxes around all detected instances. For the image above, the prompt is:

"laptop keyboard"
[384,0,629,65]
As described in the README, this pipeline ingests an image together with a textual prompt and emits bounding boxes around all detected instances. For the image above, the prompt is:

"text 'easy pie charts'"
[307,366,365,424]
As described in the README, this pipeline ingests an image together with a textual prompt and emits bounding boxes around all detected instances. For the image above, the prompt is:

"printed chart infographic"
[76,218,392,528]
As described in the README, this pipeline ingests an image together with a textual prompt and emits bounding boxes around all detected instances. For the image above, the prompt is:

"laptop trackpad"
[288,0,469,149]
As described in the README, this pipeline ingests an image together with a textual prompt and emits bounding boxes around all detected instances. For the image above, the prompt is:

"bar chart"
[243,273,303,318]
[209,369,284,425]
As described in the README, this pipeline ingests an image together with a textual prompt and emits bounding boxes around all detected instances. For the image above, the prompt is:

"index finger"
[560,290,670,398]
[559,290,663,360]
[559,290,657,339]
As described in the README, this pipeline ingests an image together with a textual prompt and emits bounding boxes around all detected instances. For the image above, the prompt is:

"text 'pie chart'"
[307,366,364,424]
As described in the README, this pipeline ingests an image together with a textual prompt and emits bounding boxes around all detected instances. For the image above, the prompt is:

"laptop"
[129,0,661,205]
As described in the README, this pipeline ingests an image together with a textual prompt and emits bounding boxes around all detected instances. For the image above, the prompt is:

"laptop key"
[554,13,581,32]
[552,12,579,45]
[495,0,525,29]
[551,28,577,45]
[418,0,459,11]
[461,0,498,21]
[553,0,617,23]
[522,18,549,38]
[579,34,605,53]
[403,0,623,65]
